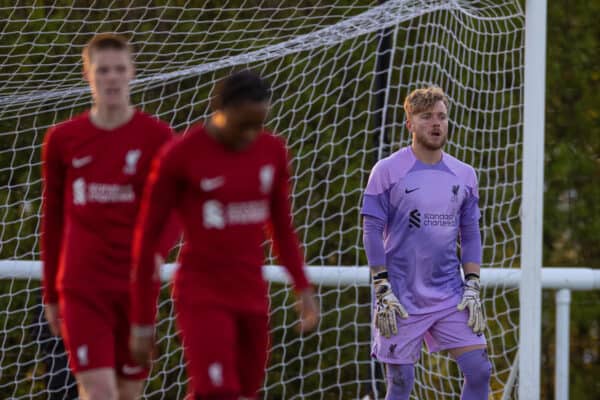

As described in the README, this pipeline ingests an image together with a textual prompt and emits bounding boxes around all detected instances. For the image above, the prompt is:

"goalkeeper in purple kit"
[361,87,492,399]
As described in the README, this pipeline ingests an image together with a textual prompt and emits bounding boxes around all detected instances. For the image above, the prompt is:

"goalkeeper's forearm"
[462,262,480,280]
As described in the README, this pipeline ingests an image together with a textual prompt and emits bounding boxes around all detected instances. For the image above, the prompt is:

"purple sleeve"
[363,215,386,267]
[460,185,482,264]
[361,161,390,220]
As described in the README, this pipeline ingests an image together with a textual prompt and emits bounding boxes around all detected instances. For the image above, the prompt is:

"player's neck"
[90,105,134,130]
[205,119,228,146]
[411,143,443,165]
[205,118,246,151]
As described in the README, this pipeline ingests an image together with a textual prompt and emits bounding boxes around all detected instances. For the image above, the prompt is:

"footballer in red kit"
[41,33,178,400]
[43,110,173,300]
[130,70,320,400]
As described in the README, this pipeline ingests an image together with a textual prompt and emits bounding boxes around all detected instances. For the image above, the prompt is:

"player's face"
[407,100,448,151]
[222,101,270,150]
[84,49,134,109]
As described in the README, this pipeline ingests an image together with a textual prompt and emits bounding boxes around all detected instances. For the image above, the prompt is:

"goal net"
[0,1,524,398]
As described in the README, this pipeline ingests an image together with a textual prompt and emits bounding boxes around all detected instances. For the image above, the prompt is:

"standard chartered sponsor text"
[423,213,457,227]
[73,179,135,204]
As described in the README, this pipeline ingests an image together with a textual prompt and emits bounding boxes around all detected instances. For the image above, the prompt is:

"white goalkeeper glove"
[373,271,408,338]
[457,274,486,334]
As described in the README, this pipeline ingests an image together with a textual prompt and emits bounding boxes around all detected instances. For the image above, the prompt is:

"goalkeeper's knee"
[385,363,414,400]
[456,349,492,398]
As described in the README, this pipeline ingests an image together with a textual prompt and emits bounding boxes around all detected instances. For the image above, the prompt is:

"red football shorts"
[59,288,148,379]
[175,298,270,397]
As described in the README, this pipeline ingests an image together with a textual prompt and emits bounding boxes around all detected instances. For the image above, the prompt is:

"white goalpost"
[0,1,580,399]
[520,0,547,399]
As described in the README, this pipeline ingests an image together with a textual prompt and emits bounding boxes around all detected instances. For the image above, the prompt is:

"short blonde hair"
[403,86,449,117]
[82,33,132,71]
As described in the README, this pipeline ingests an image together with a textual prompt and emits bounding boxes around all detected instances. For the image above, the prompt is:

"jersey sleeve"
[40,127,65,304]
[131,142,181,326]
[361,160,390,222]
[362,215,386,267]
[156,212,181,258]
[460,167,481,225]
[269,140,310,291]
[154,124,182,258]
[459,167,482,265]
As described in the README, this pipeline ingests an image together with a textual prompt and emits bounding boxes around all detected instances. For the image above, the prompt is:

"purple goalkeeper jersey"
[361,146,481,314]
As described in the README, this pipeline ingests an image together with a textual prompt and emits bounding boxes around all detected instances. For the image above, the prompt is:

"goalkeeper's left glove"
[457,274,486,334]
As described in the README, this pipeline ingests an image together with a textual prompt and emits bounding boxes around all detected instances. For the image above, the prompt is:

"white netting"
[0,0,524,398]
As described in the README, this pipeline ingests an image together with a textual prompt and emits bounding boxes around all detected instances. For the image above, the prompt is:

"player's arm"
[269,142,319,332]
[456,174,485,334]
[130,143,181,366]
[362,218,409,339]
[156,212,181,259]
[40,127,65,336]
[361,162,407,338]
[155,125,182,258]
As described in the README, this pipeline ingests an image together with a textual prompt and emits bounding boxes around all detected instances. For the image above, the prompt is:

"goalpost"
[0,0,551,398]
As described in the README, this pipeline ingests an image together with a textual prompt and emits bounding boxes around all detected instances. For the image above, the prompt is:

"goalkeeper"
[361,87,492,400]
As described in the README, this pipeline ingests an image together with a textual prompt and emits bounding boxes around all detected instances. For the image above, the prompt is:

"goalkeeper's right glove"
[373,271,408,338]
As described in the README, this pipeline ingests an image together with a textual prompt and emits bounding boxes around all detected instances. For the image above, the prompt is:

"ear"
[405,117,412,132]
[82,66,89,83]
[212,110,227,128]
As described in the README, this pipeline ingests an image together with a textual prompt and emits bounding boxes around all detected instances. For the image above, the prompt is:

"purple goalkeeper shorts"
[372,305,487,364]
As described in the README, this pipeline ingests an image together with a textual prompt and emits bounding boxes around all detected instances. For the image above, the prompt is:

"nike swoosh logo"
[200,176,225,192]
[72,156,93,168]
[122,364,144,375]
[405,188,419,194]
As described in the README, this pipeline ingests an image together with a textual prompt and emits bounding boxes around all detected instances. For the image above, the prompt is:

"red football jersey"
[41,110,175,304]
[131,124,310,325]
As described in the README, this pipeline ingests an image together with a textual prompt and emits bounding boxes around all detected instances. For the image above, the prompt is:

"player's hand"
[373,276,408,338]
[129,325,155,369]
[457,276,486,334]
[294,288,320,333]
[44,303,61,337]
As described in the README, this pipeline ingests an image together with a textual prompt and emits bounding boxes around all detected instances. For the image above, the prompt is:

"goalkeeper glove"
[457,274,486,334]
[373,271,408,338]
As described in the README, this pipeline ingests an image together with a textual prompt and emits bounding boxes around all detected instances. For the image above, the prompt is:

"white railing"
[1,261,598,400]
